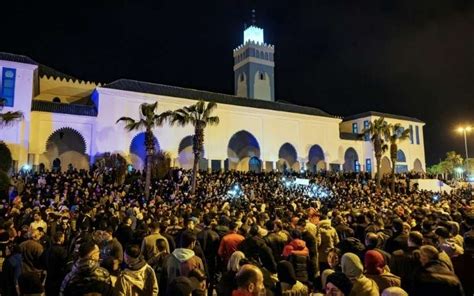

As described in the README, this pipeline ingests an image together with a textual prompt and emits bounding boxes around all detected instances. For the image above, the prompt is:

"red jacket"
[218,231,245,262]
[282,239,309,258]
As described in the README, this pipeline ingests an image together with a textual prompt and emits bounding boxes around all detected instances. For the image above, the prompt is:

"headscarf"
[341,252,363,280]
[364,250,385,275]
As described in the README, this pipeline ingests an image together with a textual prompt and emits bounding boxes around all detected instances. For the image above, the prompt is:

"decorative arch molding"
[413,158,424,172]
[45,127,87,154]
[227,130,261,171]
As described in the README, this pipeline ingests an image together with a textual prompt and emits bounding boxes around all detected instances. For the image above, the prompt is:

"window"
[1,68,16,107]
[415,126,420,144]
[53,97,61,103]
[366,159,372,173]
[264,52,269,60]
[239,73,245,82]
[259,72,265,80]
[409,125,414,144]
[352,122,358,134]
[256,51,260,58]
[363,120,370,141]
[355,160,360,172]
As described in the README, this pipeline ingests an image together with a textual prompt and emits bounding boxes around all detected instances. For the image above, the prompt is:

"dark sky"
[2,0,474,165]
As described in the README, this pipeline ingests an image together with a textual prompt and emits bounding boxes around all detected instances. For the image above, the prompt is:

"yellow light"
[458,127,465,133]
[467,126,472,132]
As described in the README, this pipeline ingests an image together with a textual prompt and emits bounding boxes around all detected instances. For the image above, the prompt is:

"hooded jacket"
[116,258,158,296]
[282,239,309,258]
[60,258,114,296]
[341,253,379,296]
[318,219,340,263]
[161,247,204,295]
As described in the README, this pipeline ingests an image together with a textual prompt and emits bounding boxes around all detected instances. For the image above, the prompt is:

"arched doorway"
[381,156,391,175]
[129,132,160,170]
[277,143,298,172]
[413,159,423,172]
[41,127,89,171]
[395,149,408,173]
[249,157,262,173]
[308,145,325,173]
[178,135,206,170]
[343,147,359,172]
[227,130,261,171]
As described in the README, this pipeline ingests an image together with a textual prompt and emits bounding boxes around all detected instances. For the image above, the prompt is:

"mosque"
[0,25,426,174]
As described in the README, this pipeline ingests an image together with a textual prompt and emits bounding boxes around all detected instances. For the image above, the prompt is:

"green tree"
[151,150,172,180]
[387,123,411,194]
[94,153,128,185]
[0,98,22,126]
[116,102,172,199]
[444,151,463,179]
[170,101,220,194]
[0,142,13,172]
[361,117,389,188]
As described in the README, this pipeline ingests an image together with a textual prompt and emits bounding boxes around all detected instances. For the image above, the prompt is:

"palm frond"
[206,116,220,126]
[154,110,173,125]
[116,116,137,125]
[0,111,23,126]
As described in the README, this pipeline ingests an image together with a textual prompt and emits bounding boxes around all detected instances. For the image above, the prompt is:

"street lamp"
[457,126,472,178]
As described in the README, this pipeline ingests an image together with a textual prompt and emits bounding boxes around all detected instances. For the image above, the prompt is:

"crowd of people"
[0,167,473,296]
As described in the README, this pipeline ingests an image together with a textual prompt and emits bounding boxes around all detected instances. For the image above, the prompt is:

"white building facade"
[0,26,426,174]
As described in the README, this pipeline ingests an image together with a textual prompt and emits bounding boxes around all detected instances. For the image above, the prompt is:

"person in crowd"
[19,229,44,276]
[161,231,204,295]
[384,219,408,254]
[364,232,391,266]
[30,212,47,233]
[18,272,45,296]
[452,233,474,295]
[318,214,340,272]
[296,219,319,288]
[2,245,23,296]
[324,272,353,296]
[276,260,309,296]
[381,287,408,296]
[101,226,124,264]
[141,221,170,262]
[44,231,68,296]
[264,220,287,263]
[232,264,265,296]
[217,251,247,296]
[60,241,114,296]
[188,268,207,296]
[197,215,220,296]
[115,244,158,296]
[218,221,245,265]
[115,217,134,249]
[239,225,277,274]
[364,250,401,292]
[435,226,464,259]
[389,231,422,293]
[409,245,464,296]
[341,252,379,296]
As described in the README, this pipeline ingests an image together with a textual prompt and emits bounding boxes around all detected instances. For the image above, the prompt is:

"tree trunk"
[375,155,382,188]
[391,158,396,195]
[144,129,154,200]
[191,125,204,195]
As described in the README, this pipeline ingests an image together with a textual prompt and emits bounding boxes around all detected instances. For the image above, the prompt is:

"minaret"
[233,10,275,101]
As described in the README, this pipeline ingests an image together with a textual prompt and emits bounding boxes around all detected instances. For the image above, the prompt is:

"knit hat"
[341,252,363,279]
[382,286,409,296]
[364,250,385,275]
[326,272,353,295]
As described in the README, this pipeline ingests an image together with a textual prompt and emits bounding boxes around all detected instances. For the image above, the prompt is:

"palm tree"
[116,102,172,199]
[361,117,389,188]
[0,98,23,127]
[170,100,220,195]
[387,123,411,194]
[444,151,463,179]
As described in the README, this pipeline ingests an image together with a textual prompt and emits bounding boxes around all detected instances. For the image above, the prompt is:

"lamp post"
[457,126,472,178]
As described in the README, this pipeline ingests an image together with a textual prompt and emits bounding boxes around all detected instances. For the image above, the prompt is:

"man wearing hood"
[60,241,114,296]
[318,215,340,271]
[115,244,158,296]
[341,252,379,296]
[161,231,204,295]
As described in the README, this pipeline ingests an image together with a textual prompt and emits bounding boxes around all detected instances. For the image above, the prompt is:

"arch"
[264,52,269,60]
[308,145,325,173]
[129,132,160,170]
[381,156,391,175]
[277,143,298,171]
[178,135,205,170]
[41,127,89,171]
[413,159,423,172]
[396,149,406,162]
[249,156,262,173]
[239,72,246,82]
[343,147,359,172]
[256,51,260,58]
[227,130,261,171]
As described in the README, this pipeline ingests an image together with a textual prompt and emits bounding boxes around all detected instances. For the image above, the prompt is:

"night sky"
[2,0,474,165]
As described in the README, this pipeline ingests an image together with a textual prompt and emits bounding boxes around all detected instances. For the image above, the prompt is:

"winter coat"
[302,230,319,283]
[318,220,339,263]
[44,244,68,296]
[390,246,421,291]
[218,231,245,263]
[265,232,287,262]
[115,260,158,296]
[60,258,114,296]
[160,248,204,295]
[141,232,170,261]
[366,272,401,292]
[350,276,379,296]
[452,249,474,296]
[239,235,277,273]
[1,253,22,296]
[410,259,464,296]
[278,281,309,296]
[288,255,309,283]
[283,239,309,258]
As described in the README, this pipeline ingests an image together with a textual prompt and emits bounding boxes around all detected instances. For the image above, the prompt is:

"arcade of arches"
[36,128,423,174]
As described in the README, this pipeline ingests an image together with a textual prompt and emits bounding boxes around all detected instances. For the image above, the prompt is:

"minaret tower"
[233,10,275,101]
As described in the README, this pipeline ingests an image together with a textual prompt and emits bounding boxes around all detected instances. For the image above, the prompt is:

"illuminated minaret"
[233,11,275,101]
